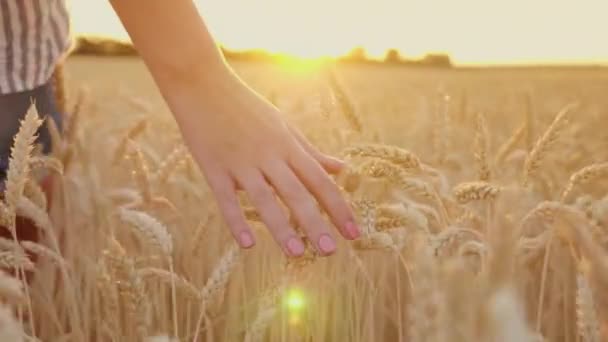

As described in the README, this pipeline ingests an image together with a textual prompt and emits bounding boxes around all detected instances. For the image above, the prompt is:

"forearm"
[108,0,234,93]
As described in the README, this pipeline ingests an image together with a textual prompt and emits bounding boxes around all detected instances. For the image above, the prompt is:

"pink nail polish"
[345,221,360,239]
[286,237,305,256]
[239,231,254,248]
[318,234,336,254]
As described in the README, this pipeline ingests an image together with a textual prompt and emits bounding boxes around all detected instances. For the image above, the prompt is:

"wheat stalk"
[326,68,362,132]
[193,243,240,341]
[139,267,200,301]
[523,103,577,186]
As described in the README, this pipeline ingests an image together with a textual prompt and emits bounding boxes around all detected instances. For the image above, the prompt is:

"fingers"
[288,124,344,174]
[238,169,306,257]
[205,171,256,249]
[265,162,339,256]
[289,151,360,241]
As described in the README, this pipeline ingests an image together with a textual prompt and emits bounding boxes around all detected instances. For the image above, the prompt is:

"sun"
[274,55,327,74]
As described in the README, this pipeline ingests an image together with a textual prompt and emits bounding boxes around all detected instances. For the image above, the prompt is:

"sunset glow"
[68,0,608,65]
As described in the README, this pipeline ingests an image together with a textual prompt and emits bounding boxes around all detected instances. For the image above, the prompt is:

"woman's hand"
[170,76,360,257]
[109,0,360,256]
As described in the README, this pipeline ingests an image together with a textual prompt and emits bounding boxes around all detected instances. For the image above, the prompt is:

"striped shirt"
[0,0,71,95]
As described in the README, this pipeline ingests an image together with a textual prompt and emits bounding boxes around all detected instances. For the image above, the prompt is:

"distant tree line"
[71,36,452,68]
[338,46,452,68]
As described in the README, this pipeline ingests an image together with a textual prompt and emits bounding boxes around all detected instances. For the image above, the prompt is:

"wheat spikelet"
[495,123,526,166]
[457,240,487,263]
[97,268,120,339]
[453,181,501,204]
[357,159,434,199]
[342,144,421,170]
[244,283,285,342]
[29,155,64,176]
[431,227,483,257]
[523,103,576,186]
[326,68,362,132]
[336,164,361,193]
[118,208,173,258]
[519,201,570,235]
[376,203,429,233]
[3,104,43,218]
[112,118,147,165]
[192,244,241,341]
[139,267,200,301]
[453,208,484,229]
[127,141,153,202]
[352,199,378,235]
[152,145,188,183]
[0,251,34,272]
[576,273,600,342]
[353,231,395,250]
[200,244,240,310]
[0,270,24,304]
[0,238,33,271]
[20,241,65,268]
[474,112,491,181]
[189,219,210,255]
[561,162,608,202]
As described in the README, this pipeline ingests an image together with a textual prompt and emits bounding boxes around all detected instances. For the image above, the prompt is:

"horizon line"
[72,34,608,68]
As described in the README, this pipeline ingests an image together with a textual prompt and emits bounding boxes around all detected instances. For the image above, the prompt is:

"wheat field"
[0,55,607,341]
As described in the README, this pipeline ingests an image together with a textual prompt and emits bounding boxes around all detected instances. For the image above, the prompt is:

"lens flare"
[285,288,305,311]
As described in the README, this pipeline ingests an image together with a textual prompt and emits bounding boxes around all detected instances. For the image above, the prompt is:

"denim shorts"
[0,81,63,182]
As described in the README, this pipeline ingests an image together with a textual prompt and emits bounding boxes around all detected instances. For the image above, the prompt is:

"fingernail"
[345,221,360,239]
[286,237,305,256]
[318,234,336,254]
[239,231,254,248]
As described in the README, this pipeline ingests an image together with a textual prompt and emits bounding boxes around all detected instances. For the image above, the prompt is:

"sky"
[67,0,608,66]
